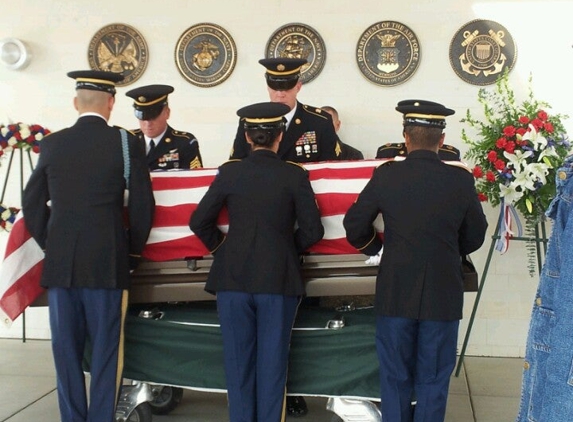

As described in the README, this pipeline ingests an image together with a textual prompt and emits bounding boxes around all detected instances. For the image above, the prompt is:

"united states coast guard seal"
[175,23,237,88]
[265,23,326,84]
[356,21,421,87]
[88,23,148,86]
[449,19,517,86]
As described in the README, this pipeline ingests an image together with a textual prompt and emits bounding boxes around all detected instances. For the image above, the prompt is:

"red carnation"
[537,110,548,121]
[32,145,41,153]
[504,141,516,153]
[494,159,506,170]
[486,170,496,182]
[503,126,516,137]
[487,150,497,162]
[495,137,507,149]
[477,192,488,202]
[472,166,484,178]
[516,127,527,136]
[544,122,554,133]
[531,118,543,130]
[519,116,530,124]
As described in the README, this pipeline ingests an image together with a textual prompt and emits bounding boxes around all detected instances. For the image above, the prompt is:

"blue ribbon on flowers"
[495,200,523,254]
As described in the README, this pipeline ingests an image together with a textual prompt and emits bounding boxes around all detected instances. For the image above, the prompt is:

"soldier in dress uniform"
[230,58,343,163]
[22,70,155,422]
[190,102,324,422]
[344,100,487,422]
[126,84,203,170]
[321,105,364,160]
[376,142,461,161]
[229,57,343,416]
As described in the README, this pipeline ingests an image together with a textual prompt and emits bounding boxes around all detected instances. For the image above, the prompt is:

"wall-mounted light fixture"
[0,38,31,70]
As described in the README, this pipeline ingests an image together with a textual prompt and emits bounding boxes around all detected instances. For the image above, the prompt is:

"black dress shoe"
[286,396,308,417]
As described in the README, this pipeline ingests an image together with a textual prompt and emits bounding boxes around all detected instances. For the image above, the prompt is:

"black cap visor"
[134,104,165,121]
[265,74,299,91]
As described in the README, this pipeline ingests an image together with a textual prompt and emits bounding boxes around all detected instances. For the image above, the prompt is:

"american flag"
[0,160,386,325]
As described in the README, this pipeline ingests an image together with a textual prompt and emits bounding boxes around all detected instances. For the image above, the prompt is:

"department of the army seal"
[449,19,517,86]
[87,23,148,86]
[175,23,237,88]
[265,23,326,84]
[356,21,421,87]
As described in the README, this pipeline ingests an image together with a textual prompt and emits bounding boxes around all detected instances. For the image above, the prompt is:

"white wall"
[1,0,571,356]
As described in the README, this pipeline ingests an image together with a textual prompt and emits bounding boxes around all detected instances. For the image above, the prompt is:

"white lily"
[503,149,533,173]
[512,168,537,191]
[499,181,524,205]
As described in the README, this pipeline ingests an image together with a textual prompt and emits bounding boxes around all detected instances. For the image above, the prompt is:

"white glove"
[365,246,383,265]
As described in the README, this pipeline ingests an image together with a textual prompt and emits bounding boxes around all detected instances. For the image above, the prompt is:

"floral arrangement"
[462,70,570,274]
[0,204,19,232]
[0,122,50,157]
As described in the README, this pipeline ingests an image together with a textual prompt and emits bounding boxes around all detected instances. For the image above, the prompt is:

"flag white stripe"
[0,237,44,298]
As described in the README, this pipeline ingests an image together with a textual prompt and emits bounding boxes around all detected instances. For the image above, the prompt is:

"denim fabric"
[516,155,573,421]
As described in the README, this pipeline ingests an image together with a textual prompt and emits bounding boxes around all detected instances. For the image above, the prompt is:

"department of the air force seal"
[265,23,326,84]
[88,23,148,86]
[449,19,517,86]
[356,21,421,87]
[174,23,237,88]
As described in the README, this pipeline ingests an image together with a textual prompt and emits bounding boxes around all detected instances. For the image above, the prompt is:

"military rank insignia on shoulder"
[375,142,407,159]
[443,160,471,173]
[286,160,307,171]
[172,130,193,139]
[302,104,328,120]
[376,158,398,169]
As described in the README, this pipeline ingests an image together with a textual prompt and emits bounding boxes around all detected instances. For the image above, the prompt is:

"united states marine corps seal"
[356,21,421,87]
[175,23,237,88]
[87,23,148,86]
[449,19,517,85]
[265,23,326,84]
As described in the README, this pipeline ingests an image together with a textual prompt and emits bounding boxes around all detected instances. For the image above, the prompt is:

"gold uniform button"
[524,361,530,370]
[558,171,567,180]
[535,297,542,306]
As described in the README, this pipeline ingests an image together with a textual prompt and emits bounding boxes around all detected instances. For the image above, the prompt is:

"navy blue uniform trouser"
[48,287,127,422]
[376,316,459,422]
[217,291,300,422]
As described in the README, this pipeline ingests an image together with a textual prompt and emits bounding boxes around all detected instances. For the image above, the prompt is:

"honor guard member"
[376,142,461,161]
[126,84,203,170]
[321,105,364,160]
[230,58,343,163]
[190,102,324,422]
[22,70,155,422]
[344,100,487,422]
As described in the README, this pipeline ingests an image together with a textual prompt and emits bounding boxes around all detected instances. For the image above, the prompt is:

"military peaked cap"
[396,99,455,129]
[125,84,174,120]
[237,102,291,130]
[259,58,307,91]
[67,70,123,95]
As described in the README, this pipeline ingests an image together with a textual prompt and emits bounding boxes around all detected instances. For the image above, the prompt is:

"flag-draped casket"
[0,160,385,325]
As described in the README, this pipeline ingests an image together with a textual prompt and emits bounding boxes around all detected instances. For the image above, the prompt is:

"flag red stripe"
[151,174,216,190]
[0,260,45,321]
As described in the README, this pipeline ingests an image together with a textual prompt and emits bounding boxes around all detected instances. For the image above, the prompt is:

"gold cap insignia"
[277,64,285,71]
[138,96,147,102]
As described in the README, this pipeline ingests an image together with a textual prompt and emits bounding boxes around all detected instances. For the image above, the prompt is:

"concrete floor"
[0,339,523,421]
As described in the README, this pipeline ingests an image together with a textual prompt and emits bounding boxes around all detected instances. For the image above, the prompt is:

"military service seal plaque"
[265,23,326,84]
[175,23,237,88]
[356,21,421,87]
[449,19,517,86]
[88,23,148,86]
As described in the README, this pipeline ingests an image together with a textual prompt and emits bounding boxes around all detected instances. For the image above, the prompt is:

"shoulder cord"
[120,128,130,189]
